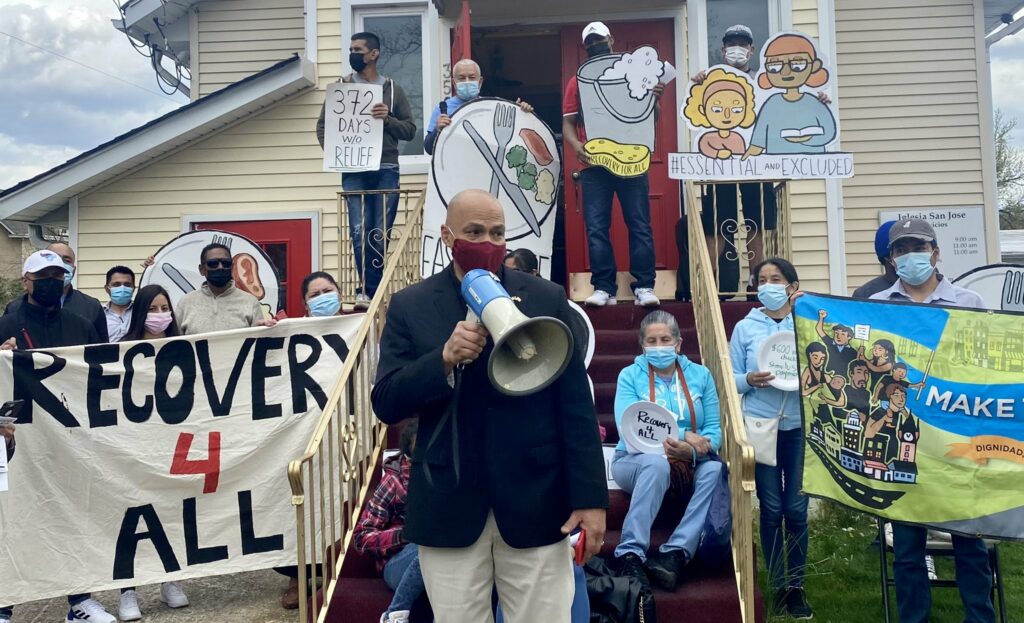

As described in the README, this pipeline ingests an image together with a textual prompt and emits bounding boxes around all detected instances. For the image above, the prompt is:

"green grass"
[755,501,1022,622]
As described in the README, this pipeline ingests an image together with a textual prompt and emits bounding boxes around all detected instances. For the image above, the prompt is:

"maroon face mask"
[451,239,506,274]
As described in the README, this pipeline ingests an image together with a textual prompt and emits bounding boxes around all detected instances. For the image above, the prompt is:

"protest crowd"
[0,17,1013,623]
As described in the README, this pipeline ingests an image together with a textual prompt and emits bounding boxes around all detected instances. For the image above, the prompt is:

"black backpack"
[583,556,656,623]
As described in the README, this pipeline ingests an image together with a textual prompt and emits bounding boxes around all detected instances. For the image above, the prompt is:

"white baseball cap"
[582,21,611,43]
[23,249,69,275]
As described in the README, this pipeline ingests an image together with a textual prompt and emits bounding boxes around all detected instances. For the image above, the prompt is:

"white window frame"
[344,0,439,175]
[687,0,785,76]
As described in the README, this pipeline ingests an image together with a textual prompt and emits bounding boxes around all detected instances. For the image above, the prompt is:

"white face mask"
[724,46,751,67]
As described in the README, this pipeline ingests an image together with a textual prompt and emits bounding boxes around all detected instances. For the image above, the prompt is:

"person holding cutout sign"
[611,310,722,593]
[728,258,812,620]
[316,31,417,310]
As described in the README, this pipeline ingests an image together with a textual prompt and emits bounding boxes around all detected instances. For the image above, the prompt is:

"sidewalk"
[10,570,295,623]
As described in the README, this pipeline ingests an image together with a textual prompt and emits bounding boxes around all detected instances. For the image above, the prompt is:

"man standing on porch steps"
[371,189,607,623]
[317,31,417,310]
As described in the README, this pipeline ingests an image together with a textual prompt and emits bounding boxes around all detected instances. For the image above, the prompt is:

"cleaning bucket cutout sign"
[140,230,282,317]
[577,47,665,177]
[422,98,561,279]
[670,31,853,181]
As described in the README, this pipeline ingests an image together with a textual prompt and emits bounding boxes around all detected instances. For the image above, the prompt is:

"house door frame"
[180,211,321,274]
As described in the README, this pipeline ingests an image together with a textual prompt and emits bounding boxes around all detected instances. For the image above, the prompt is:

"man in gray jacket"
[317,31,417,309]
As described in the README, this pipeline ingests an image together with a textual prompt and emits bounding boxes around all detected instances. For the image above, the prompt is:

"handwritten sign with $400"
[323,82,384,173]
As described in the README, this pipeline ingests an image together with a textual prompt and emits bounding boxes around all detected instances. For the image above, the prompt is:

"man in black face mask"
[316,31,417,311]
[174,242,276,335]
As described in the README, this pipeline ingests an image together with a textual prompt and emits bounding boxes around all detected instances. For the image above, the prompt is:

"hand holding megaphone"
[461,269,574,396]
[442,320,489,374]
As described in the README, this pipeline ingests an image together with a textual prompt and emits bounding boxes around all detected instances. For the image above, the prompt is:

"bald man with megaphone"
[372,189,607,623]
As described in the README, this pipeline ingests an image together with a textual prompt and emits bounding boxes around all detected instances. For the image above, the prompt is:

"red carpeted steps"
[319,300,763,623]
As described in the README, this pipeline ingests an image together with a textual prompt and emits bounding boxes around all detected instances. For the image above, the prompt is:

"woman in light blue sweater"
[611,310,722,593]
[728,257,812,620]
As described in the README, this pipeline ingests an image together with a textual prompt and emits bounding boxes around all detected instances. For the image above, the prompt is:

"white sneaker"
[0,616,10,623]
[160,581,189,608]
[118,590,142,621]
[634,288,660,307]
[67,599,116,623]
[380,611,410,623]
[925,554,938,580]
[585,290,616,307]
[354,293,371,310]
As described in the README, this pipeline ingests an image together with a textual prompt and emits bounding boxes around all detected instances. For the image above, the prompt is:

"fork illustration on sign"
[489,102,517,196]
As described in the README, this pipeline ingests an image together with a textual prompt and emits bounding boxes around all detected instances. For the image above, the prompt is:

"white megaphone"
[461,269,575,396]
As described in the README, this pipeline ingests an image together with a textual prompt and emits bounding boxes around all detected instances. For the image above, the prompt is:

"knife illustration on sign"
[462,119,542,237]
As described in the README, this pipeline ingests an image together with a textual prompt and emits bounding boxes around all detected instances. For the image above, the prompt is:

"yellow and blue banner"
[793,293,1024,539]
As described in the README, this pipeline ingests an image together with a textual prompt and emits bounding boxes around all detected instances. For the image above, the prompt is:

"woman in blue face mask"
[609,310,722,593]
[301,271,343,317]
[727,257,813,620]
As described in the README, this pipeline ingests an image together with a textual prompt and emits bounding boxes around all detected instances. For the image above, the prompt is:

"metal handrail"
[685,181,758,622]
[288,188,425,623]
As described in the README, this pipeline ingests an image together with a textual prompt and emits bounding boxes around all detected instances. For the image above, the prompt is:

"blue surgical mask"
[110,285,133,306]
[308,292,341,317]
[455,80,480,101]
[644,346,678,369]
[894,252,935,286]
[63,262,75,287]
[757,283,790,311]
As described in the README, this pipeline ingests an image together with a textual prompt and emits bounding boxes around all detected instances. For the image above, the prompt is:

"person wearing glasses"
[174,243,277,334]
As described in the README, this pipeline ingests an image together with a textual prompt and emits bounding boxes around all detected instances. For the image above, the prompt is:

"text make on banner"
[323,82,384,172]
[793,293,1024,539]
[422,97,561,279]
[0,315,362,605]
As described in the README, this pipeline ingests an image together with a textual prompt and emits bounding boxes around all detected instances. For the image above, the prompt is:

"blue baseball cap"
[875,221,896,262]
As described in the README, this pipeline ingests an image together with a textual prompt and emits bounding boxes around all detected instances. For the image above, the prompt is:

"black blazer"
[372,267,608,549]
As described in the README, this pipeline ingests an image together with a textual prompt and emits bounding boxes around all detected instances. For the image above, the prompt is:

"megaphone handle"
[461,309,483,367]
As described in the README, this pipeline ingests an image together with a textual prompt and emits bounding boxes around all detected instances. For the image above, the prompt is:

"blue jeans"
[579,167,655,294]
[383,543,424,614]
[611,451,723,561]
[754,427,809,591]
[0,594,88,618]
[495,564,588,623]
[891,523,995,623]
[342,167,401,296]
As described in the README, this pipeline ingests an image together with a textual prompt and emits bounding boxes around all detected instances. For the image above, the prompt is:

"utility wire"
[0,30,180,101]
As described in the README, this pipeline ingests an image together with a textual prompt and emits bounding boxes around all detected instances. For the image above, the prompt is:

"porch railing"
[698,181,792,299]
[336,188,424,306]
[288,188,424,623]
[685,181,758,622]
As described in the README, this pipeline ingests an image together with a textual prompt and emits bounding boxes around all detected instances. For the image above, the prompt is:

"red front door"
[193,219,312,319]
[560,21,680,280]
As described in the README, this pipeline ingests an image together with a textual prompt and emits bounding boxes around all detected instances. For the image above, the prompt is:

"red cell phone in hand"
[574,528,587,565]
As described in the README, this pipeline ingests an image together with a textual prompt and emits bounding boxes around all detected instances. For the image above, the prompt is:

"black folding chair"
[877,519,1008,623]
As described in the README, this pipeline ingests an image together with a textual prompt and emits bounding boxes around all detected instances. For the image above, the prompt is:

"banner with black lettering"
[0,316,361,605]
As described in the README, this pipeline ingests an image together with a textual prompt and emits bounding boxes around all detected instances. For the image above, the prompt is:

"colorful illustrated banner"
[322,82,384,172]
[793,293,1024,539]
[0,316,361,605]
[422,97,560,279]
[670,31,853,181]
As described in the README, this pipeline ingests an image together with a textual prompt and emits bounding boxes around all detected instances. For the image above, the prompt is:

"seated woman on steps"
[611,309,723,593]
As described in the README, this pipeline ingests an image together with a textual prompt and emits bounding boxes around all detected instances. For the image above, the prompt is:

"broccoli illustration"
[517,164,538,190]
[505,145,528,169]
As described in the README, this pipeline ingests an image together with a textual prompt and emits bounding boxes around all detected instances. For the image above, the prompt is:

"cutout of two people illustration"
[685,32,837,159]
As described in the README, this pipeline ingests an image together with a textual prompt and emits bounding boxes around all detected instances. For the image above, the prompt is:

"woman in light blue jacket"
[728,257,812,620]
[611,310,722,593]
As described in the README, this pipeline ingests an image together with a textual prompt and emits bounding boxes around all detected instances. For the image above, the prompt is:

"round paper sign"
[619,401,679,455]
[757,331,799,392]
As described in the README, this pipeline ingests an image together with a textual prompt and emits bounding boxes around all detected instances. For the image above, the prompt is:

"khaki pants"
[418,512,575,623]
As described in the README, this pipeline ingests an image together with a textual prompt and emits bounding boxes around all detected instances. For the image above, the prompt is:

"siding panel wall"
[836,0,985,289]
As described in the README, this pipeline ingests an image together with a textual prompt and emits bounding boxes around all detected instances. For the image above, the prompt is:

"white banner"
[421,98,561,280]
[667,151,853,181]
[323,82,384,172]
[0,316,362,605]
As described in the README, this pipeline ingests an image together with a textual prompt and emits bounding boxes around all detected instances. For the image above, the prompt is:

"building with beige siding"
[0,0,1018,313]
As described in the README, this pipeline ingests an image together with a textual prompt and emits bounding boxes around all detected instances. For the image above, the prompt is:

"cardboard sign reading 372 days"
[323,82,384,173]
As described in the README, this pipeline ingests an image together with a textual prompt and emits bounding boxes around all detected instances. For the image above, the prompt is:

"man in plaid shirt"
[353,422,420,623]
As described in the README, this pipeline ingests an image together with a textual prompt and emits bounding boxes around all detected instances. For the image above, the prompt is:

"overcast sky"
[2,0,1024,192]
